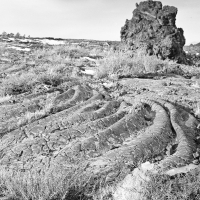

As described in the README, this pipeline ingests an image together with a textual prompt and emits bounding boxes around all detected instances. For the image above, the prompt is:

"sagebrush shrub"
[1,73,36,95]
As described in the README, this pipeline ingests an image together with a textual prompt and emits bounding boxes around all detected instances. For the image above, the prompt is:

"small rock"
[193,152,199,159]
[156,156,162,161]
[168,82,173,86]
[162,82,167,86]
[196,137,200,144]
[193,159,199,165]
[197,125,200,130]
[197,148,200,153]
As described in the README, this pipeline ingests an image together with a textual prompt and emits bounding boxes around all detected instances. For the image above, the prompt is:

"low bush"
[0,164,94,200]
[95,48,200,80]
[95,49,177,79]
[1,73,36,95]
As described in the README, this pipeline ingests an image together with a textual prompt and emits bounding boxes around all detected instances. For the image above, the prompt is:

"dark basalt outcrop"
[121,0,186,63]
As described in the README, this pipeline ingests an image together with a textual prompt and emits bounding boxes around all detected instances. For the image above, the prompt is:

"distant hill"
[184,43,200,55]
[190,42,200,47]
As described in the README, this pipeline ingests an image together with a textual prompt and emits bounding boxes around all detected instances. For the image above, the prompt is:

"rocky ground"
[1,35,200,199]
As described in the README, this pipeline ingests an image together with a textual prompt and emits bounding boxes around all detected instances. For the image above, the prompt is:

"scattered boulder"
[121,0,186,63]
[113,162,155,200]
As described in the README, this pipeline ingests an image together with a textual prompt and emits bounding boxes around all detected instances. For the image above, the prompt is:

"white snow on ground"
[81,69,96,75]
[165,164,198,176]
[23,48,31,51]
[18,39,33,43]
[191,80,200,88]
[103,82,115,88]
[8,38,15,41]
[196,53,200,56]
[82,57,97,62]
[38,39,65,45]
[184,50,188,54]
[8,46,31,51]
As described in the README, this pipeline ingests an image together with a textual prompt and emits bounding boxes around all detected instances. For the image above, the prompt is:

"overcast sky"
[0,0,199,45]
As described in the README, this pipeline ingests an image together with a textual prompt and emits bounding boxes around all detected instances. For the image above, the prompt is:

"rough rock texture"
[0,81,199,175]
[121,0,186,63]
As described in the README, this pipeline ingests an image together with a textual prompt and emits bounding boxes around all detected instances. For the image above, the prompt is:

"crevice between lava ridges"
[83,97,199,182]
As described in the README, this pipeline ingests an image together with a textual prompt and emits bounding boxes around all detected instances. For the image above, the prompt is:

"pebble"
[162,82,167,86]
[196,136,200,144]
[193,159,199,165]
[155,156,162,161]
[193,152,199,158]
[197,125,200,130]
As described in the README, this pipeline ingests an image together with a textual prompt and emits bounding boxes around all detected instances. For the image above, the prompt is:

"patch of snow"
[18,39,33,43]
[71,43,79,45]
[89,53,97,57]
[165,164,198,176]
[8,38,15,41]
[38,39,65,45]
[114,162,155,200]
[21,47,31,52]
[103,82,115,88]
[82,57,97,62]
[0,58,11,62]
[82,69,96,75]
[140,161,155,171]
[103,42,109,46]
[196,53,200,56]
[184,50,189,54]
[191,81,200,88]
[89,159,108,167]
[8,46,31,51]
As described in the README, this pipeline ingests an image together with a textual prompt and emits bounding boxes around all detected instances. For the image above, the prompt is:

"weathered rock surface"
[121,0,186,63]
[0,80,199,175]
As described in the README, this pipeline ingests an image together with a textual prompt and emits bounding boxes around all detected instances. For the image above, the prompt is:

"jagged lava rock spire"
[121,0,186,63]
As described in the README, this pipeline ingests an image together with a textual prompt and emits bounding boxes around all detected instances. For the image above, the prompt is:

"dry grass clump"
[17,100,54,126]
[1,73,36,95]
[0,44,93,96]
[142,170,200,200]
[95,48,200,80]
[0,165,95,200]
[59,45,90,59]
[2,163,200,200]
[0,70,67,96]
[33,45,90,60]
[0,44,6,55]
[1,62,73,96]
[95,49,178,79]
[0,160,127,200]
[36,67,68,87]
